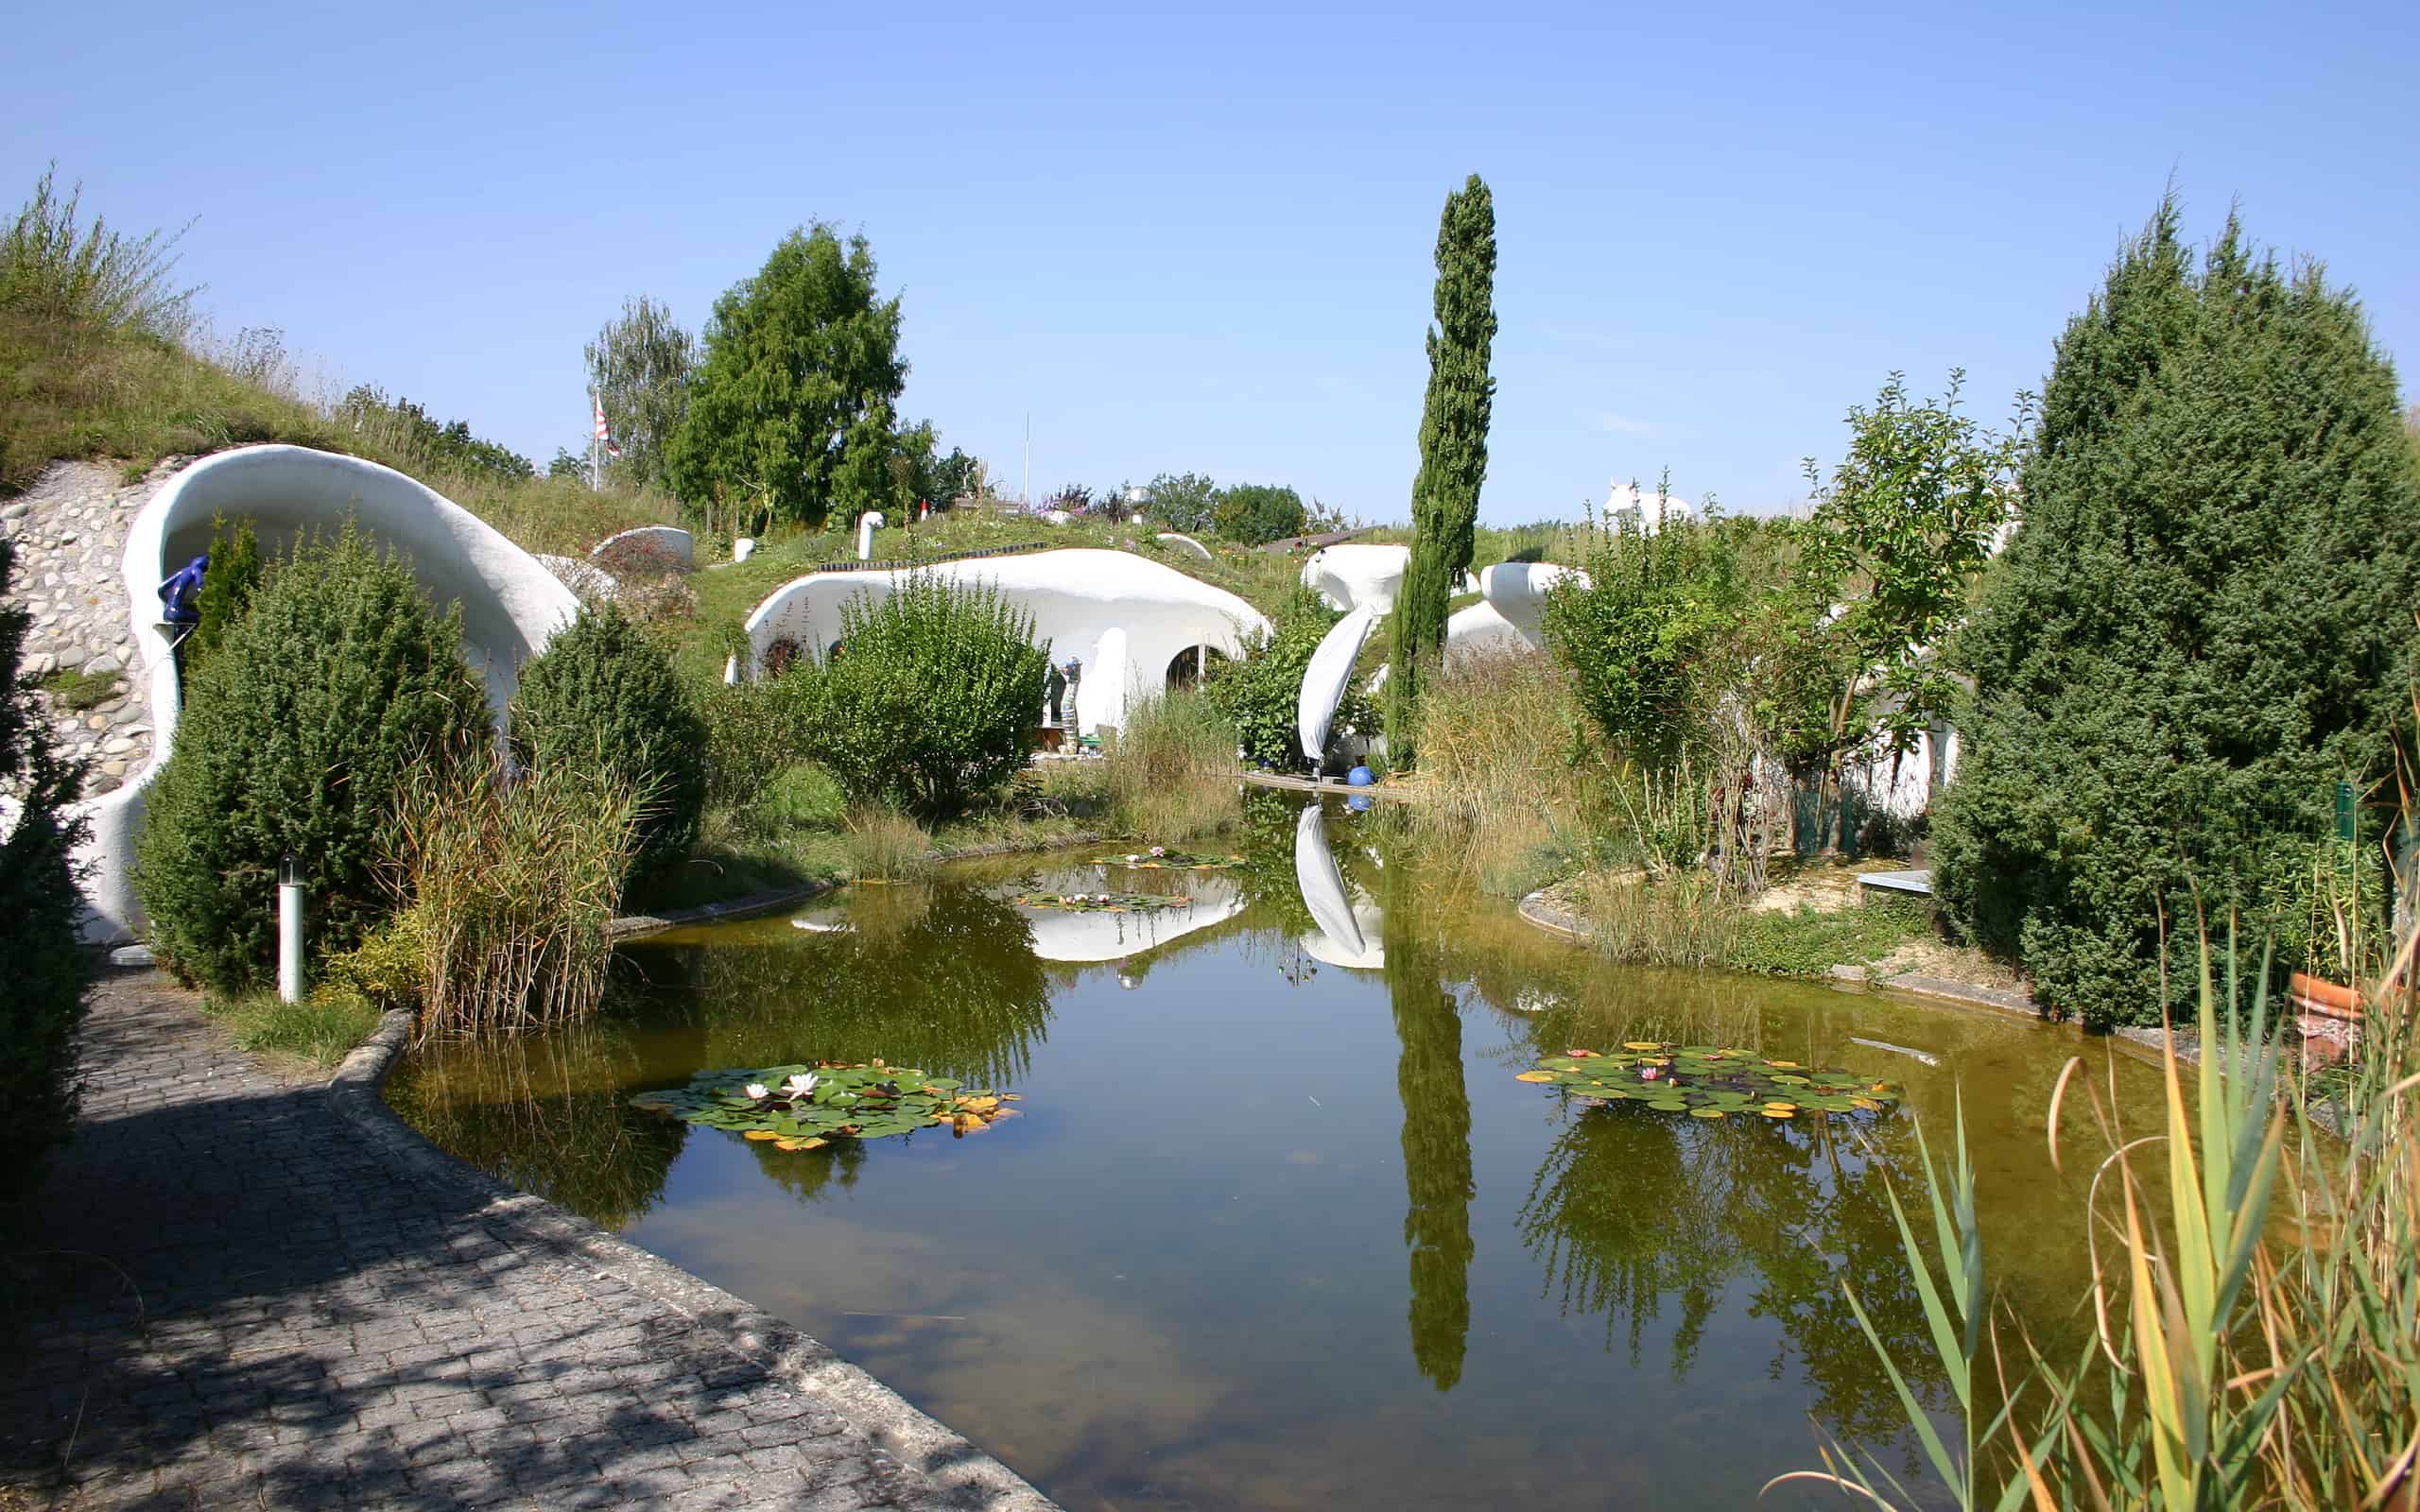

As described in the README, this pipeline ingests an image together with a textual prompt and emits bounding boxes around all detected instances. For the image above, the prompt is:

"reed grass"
[841,805,935,882]
[1786,919,2420,1510]
[1106,691,1236,841]
[389,748,641,1040]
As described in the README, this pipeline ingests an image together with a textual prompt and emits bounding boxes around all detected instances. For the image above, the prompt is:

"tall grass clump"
[1784,913,2420,1509]
[1403,647,1606,895]
[841,805,934,882]
[0,163,194,337]
[137,525,486,993]
[1106,691,1236,841]
[388,749,642,1039]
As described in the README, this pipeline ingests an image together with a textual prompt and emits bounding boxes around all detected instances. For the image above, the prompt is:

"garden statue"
[158,552,208,629]
[1045,660,1067,727]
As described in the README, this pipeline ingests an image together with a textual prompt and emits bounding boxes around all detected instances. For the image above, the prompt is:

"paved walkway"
[0,972,1051,1511]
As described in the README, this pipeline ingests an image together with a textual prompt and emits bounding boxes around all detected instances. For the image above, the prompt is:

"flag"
[592,394,621,458]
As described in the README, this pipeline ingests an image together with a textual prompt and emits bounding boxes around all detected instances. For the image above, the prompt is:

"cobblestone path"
[0,972,1051,1511]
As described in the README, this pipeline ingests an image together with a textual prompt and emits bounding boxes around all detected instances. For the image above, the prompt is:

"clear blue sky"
[8,1,2415,524]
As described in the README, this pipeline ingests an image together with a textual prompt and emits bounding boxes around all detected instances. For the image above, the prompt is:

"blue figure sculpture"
[159,552,209,628]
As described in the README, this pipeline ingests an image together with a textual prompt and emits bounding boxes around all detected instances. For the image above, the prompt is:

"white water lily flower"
[784,1073,818,1097]
[744,1083,770,1100]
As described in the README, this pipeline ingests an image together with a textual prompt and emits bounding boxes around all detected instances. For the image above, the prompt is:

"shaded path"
[0,971,1053,1511]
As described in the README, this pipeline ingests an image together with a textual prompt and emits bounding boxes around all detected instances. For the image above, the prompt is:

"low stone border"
[606,882,837,939]
[326,1011,1058,1511]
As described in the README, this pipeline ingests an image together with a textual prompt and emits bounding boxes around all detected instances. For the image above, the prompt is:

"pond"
[389,795,2165,1510]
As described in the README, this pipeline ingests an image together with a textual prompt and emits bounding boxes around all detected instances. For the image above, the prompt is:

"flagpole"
[590,391,599,493]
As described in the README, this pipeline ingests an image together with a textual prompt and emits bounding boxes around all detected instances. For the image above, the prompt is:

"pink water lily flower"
[1149,846,1167,857]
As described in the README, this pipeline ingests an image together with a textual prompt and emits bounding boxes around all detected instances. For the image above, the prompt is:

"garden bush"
[792,574,1046,819]
[511,602,706,887]
[184,512,262,675]
[0,538,94,1206]
[1934,201,2420,1028]
[136,525,486,993]
[1204,587,1377,770]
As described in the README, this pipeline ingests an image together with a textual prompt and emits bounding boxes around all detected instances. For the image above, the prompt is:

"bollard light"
[277,851,306,1005]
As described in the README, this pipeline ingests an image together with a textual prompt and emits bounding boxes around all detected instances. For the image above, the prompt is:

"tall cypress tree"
[1388,176,1497,765]
[1934,200,2420,1028]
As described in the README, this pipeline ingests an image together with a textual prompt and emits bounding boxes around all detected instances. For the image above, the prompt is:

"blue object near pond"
[159,552,208,627]
[1345,765,1374,786]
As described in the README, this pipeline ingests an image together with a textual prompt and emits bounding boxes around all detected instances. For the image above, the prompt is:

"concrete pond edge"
[325,1010,1059,1512]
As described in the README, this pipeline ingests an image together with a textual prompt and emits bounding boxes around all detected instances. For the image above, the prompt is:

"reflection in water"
[632,882,1053,1088]
[393,799,2151,1509]
[1510,1045,1951,1447]
[1295,801,1387,970]
[387,1024,693,1231]
[1383,866,1474,1392]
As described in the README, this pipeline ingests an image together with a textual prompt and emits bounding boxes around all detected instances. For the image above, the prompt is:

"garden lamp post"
[278,851,305,1005]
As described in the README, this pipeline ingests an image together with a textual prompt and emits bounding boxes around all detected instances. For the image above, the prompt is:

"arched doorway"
[1165,644,1229,691]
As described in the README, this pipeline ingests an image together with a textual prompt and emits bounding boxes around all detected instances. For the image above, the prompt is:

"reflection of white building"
[1016,874,1247,963]
[77,445,579,943]
[735,549,1270,737]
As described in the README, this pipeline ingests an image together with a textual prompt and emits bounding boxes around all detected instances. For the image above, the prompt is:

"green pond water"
[390,796,2166,1510]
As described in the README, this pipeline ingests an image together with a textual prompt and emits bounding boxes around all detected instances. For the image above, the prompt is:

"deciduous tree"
[584,294,695,493]
[666,223,907,535]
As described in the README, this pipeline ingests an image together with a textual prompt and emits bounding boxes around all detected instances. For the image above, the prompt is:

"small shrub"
[511,603,706,887]
[184,512,263,674]
[841,805,934,881]
[209,988,383,1068]
[794,574,1047,819]
[38,663,123,712]
[700,675,808,813]
[136,525,486,993]
[1204,587,1377,770]
[0,537,94,1205]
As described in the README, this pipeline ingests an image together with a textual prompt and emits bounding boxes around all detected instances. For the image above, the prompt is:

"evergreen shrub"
[1934,203,2420,1028]
[0,538,94,1205]
[511,603,706,886]
[185,512,262,674]
[136,525,485,993]
[791,574,1046,818]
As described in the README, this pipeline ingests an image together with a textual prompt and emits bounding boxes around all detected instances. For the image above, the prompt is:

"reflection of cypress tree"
[1385,899,1474,1391]
[389,1024,692,1231]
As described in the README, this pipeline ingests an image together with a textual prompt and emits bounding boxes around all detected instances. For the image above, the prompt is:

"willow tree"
[1388,176,1497,765]
[583,294,694,493]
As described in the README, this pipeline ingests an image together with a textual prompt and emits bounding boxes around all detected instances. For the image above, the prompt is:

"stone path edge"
[325,1005,1060,1512]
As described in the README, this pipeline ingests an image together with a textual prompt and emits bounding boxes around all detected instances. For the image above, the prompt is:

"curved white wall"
[76,444,580,942]
[591,524,694,568]
[1301,543,1409,614]
[737,549,1270,735]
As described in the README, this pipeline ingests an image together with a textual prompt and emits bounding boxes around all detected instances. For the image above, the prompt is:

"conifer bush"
[510,603,705,887]
[136,526,485,993]
[789,575,1046,819]
[0,538,94,1204]
[1934,202,2420,1028]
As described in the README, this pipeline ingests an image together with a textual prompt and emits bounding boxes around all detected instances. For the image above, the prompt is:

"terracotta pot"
[2290,971,2361,1019]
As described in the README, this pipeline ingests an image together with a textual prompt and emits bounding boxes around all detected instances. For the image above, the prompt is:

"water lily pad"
[631,1061,1024,1152]
[1090,849,1247,870]
[1016,892,1191,913]
[1513,1040,1904,1121]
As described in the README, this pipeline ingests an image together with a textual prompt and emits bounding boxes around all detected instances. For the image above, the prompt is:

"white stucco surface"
[736,550,1269,737]
[591,524,694,567]
[1300,543,1409,614]
[1155,533,1213,564]
[1297,602,1379,761]
[75,444,579,943]
[1600,481,1696,534]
